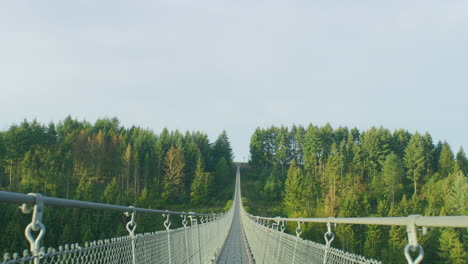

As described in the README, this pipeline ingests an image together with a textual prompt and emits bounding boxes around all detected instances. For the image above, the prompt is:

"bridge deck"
[217,169,250,264]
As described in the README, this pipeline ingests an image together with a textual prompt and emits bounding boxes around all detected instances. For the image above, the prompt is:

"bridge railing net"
[240,210,381,264]
[2,206,234,264]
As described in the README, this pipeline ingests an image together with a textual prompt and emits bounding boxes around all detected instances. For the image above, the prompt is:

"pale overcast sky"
[1,1,467,161]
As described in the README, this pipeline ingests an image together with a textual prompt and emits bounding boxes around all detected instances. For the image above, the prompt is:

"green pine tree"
[382,153,404,206]
[455,147,468,176]
[283,159,306,216]
[162,146,185,202]
[438,143,454,178]
[191,157,213,205]
[438,228,467,264]
[404,133,427,199]
[215,157,231,187]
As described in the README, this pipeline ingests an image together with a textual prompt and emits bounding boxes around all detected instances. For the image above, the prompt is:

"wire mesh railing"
[234,165,468,264]
[0,191,234,264]
[3,166,467,264]
[241,211,382,264]
[240,207,468,264]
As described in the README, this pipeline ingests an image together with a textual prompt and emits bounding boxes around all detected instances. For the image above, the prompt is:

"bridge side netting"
[241,211,382,264]
[2,206,234,264]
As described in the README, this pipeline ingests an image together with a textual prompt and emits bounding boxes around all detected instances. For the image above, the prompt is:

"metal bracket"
[280,220,286,232]
[163,211,171,231]
[295,222,303,237]
[125,206,137,236]
[188,212,198,226]
[271,221,279,231]
[163,211,173,264]
[404,214,424,264]
[324,217,335,247]
[21,193,46,260]
[181,214,188,228]
[273,217,281,231]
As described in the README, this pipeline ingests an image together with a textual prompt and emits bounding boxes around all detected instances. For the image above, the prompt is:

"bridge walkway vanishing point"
[216,168,250,264]
[1,166,467,264]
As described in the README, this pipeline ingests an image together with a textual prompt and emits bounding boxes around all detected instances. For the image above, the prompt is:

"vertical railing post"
[323,218,335,264]
[271,220,279,263]
[189,213,202,264]
[215,213,221,256]
[261,220,271,264]
[163,211,172,264]
[276,220,286,264]
[181,214,190,264]
[291,221,302,264]
[124,206,137,264]
[209,214,215,259]
[199,216,206,262]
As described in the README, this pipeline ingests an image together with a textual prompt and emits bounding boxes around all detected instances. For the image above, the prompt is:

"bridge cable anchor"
[404,215,424,264]
[21,193,46,264]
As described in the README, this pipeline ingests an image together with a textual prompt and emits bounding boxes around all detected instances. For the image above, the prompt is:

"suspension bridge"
[1,167,467,264]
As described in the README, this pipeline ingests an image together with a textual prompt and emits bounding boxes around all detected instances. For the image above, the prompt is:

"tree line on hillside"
[248,124,467,264]
[0,117,233,253]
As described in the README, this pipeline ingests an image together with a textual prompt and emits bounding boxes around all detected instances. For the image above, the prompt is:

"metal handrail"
[247,214,468,228]
[0,190,219,217]
[243,203,468,264]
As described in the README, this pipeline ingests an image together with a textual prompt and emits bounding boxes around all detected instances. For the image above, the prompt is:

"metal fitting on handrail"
[404,215,424,264]
[21,193,46,264]
[324,217,335,247]
[163,211,171,230]
[125,206,138,264]
[181,214,188,228]
[188,212,197,225]
[163,211,173,264]
[280,220,286,232]
[125,206,137,237]
[295,222,302,237]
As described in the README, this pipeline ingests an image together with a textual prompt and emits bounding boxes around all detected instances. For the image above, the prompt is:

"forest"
[0,117,234,253]
[0,118,466,263]
[242,124,467,264]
